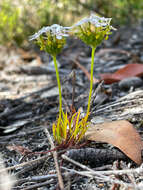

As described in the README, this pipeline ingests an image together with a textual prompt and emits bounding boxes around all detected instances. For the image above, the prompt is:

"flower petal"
[29,24,70,41]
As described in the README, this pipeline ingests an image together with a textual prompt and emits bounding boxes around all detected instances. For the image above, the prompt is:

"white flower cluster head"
[74,14,116,29]
[29,24,71,41]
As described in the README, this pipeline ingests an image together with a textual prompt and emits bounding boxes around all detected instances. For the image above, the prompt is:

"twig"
[62,154,94,172]
[0,154,50,174]
[76,167,143,176]
[63,161,143,176]
[44,128,64,190]
[0,103,27,119]
[16,84,56,101]
[17,171,75,184]
[21,179,54,190]
[62,167,93,178]
[62,155,143,189]
[71,70,76,110]
[73,58,99,84]
[61,167,137,189]
[0,127,43,140]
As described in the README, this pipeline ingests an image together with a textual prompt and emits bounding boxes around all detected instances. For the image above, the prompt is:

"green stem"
[87,47,96,114]
[53,56,62,118]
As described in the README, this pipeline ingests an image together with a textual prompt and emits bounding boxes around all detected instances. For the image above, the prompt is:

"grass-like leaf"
[52,110,89,147]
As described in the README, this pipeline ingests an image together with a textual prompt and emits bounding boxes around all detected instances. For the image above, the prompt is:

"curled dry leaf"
[100,63,143,84]
[85,120,143,165]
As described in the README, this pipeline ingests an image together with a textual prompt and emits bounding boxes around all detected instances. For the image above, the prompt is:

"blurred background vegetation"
[0,0,143,47]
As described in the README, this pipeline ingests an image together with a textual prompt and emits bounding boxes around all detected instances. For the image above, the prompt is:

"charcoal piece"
[65,148,130,166]
[119,77,143,90]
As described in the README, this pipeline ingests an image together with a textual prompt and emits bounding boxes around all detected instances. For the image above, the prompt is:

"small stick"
[62,154,94,172]
[44,128,64,190]
[61,167,137,188]
[0,154,50,173]
[71,70,76,110]
[62,155,143,188]
[22,179,54,190]
[74,58,99,84]
[17,170,75,184]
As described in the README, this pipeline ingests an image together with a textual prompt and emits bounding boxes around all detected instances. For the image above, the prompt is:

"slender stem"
[53,56,62,118]
[87,47,96,114]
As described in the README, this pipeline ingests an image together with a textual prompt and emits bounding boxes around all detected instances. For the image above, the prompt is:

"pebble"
[119,77,143,90]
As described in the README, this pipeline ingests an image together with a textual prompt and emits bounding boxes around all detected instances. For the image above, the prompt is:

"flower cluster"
[75,14,112,28]
[29,24,70,41]
[72,14,116,48]
[29,24,70,56]
[29,15,115,54]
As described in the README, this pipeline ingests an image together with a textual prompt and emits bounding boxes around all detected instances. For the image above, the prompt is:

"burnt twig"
[44,128,64,190]
[64,148,129,166]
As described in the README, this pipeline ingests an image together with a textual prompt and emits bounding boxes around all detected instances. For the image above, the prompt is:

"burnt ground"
[0,23,143,190]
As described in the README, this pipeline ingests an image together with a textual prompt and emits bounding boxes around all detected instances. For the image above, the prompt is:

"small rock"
[119,77,143,90]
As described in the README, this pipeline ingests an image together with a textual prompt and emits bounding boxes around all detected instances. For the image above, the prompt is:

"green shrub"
[0,0,81,46]
[0,0,143,46]
[0,0,20,45]
[74,0,143,25]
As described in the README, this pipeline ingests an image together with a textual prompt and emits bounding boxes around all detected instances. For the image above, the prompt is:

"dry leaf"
[85,120,143,165]
[100,63,143,84]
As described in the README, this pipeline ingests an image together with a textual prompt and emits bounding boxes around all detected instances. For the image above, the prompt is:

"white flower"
[90,14,112,27]
[29,24,70,41]
[74,14,116,29]
[29,26,49,41]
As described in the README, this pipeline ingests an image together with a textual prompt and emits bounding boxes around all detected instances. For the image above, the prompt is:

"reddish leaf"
[85,120,143,165]
[100,63,143,84]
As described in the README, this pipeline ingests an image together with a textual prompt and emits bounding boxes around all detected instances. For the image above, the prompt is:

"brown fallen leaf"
[100,63,143,84]
[85,120,143,165]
